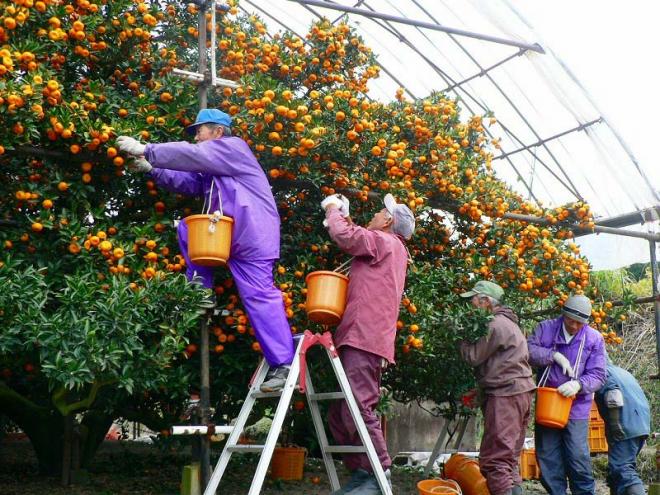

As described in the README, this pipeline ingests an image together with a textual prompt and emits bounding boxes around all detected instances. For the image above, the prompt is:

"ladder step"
[227,444,265,453]
[250,390,283,399]
[308,392,345,401]
[323,446,367,454]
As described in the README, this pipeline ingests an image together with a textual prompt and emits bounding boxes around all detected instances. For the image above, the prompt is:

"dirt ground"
[0,440,615,494]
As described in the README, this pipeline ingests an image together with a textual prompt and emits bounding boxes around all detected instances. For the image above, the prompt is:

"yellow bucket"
[535,387,573,428]
[418,479,462,495]
[305,271,349,326]
[184,214,233,267]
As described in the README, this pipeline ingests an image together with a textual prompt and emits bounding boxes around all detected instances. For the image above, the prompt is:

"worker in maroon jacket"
[322,193,415,495]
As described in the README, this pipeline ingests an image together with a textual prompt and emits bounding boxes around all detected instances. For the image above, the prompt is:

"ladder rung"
[323,446,367,454]
[227,444,265,453]
[250,391,283,399]
[308,392,345,401]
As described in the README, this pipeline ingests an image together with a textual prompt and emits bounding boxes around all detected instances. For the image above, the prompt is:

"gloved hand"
[607,407,625,442]
[321,194,344,212]
[553,352,575,378]
[116,135,146,156]
[338,194,350,218]
[127,156,152,173]
[557,380,581,398]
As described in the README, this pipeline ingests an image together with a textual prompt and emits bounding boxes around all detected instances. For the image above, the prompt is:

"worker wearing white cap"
[320,193,414,495]
[528,295,607,495]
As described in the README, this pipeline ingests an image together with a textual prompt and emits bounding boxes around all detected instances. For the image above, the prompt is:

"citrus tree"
[0,0,623,474]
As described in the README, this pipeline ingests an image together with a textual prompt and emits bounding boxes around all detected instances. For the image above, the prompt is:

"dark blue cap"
[185,109,232,135]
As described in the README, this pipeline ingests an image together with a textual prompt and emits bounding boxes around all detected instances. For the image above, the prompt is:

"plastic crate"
[589,401,604,422]
[520,449,540,480]
[588,422,608,453]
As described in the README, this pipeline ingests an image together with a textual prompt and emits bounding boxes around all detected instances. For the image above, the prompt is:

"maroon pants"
[479,391,533,495]
[328,346,391,472]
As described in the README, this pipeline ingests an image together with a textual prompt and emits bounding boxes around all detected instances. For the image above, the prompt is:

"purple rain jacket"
[144,136,280,261]
[527,316,607,420]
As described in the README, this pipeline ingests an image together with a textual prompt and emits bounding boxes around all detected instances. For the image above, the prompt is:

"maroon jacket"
[460,306,536,396]
[325,208,408,363]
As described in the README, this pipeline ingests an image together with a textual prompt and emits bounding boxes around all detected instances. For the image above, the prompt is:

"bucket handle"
[538,332,586,387]
[333,257,354,275]
[202,179,225,234]
[331,244,413,276]
[429,486,461,495]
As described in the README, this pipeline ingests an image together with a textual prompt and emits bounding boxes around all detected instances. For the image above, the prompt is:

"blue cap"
[185,109,232,135]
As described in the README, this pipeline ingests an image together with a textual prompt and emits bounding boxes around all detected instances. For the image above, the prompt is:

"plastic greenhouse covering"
[235,0,659,225]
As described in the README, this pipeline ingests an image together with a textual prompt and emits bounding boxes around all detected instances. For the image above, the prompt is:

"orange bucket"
[418,478,462,495]
[305,271,349,326]
[269,447,306,480]
[444,454,489,495]
[535,387,573,428]
[184,214,233,267]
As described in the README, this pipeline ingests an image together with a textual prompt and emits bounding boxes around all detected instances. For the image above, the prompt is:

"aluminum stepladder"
[422,414,470,477]
[203,329,392,495]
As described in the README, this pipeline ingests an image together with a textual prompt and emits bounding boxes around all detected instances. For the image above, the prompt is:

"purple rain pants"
[177,222,294,367]
[328,345,391,472]
[479,391,534,495]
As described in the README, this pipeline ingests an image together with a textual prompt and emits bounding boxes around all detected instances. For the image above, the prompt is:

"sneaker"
[331,469,371,495]
[345,469,391,495]
[259,365,290,392]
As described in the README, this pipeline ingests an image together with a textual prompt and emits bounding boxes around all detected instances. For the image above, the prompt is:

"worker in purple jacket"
[322,193,414,495]
[527,295,607,495]
[116,109,294,391]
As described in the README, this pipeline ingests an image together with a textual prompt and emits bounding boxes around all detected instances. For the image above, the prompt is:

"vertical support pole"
[198,2,209,109]
[197,1,211,489]
[649,240,660,375]
[200,309,212,489]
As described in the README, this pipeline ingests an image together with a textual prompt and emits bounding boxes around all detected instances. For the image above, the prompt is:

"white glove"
[553,352,575,378]
[338,194,350,218]
[127,156,152,173]
[321,194,344,212]
[557,380,581,398]
[116,135,146,156]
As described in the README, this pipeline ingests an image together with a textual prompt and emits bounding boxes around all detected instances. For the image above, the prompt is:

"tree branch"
[520,294,660,319]
[52,379,116,416]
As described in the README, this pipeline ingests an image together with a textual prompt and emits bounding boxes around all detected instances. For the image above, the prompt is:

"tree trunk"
[0,385,113,475]
[0,383,64,475]
[79,410,114,469]
[61,414,73,485]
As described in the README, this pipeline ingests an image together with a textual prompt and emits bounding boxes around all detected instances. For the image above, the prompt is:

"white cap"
[384,193,416,240]
[562,295,592,324]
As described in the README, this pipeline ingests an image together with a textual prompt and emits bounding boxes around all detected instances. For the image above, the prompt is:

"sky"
[515,1,659,270]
